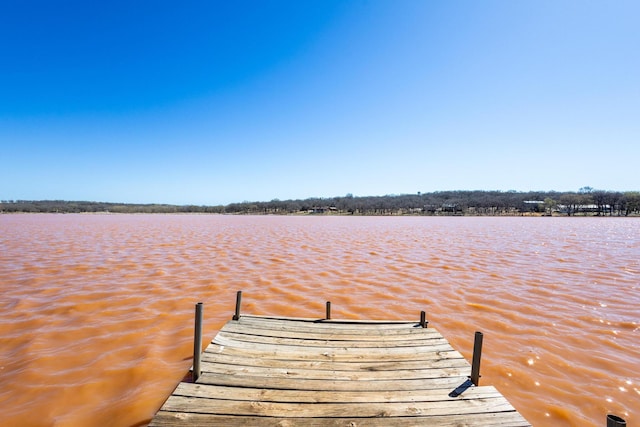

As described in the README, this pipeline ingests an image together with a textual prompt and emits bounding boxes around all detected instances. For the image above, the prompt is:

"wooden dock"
[150,305,531,426]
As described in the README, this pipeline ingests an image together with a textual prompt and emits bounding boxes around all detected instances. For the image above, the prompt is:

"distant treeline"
[2,188,640,216]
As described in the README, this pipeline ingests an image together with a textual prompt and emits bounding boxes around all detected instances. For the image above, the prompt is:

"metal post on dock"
[470,331,483,386]
[326,301,331,320]
[607,414,626,427]
[420,311,428,328]
[193,302,203,382]
[232,290,242,320]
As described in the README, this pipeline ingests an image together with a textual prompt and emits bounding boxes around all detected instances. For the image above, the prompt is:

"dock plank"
[239,314,419,326]
[149,315,531,426]
[159,394,517,417]
[207,339,460,362]
[215,330,450,348]
[170,382,503,403]
[198,360,470,381]
[151,411,532,427]
[219,323,443,340]
[200,351,468,372]
[196,371,470,391]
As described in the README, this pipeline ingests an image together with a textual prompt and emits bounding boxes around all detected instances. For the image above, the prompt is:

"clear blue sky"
[1,0,638,205]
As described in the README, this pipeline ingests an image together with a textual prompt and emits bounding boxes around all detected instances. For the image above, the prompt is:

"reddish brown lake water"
[0,214,638,426]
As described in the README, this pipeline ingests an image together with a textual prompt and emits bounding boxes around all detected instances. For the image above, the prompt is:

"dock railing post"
[607,414,626,427]
[232,290,242,320]
[420,311,427,328]
[326,301,331,320]
[470,331,483,386]
[193,302,203,382]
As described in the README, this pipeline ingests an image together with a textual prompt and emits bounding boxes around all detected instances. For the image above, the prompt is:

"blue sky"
[1,0,638,205]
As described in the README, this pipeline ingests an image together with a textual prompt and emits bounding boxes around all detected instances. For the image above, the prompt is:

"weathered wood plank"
[234,317,423,332]
[196,371,470,391]
[210,337,458,360]
[222,318,439,337]
[199,360,470,381]
[159,394,517,418]
[221,321,442,340]
[151,410,531,427]
[200,351,469,371]
[200,350,467,371]
[240,314,419,326]
[171,382,502,403]
[215,330,450,348]
[204,343,464,363]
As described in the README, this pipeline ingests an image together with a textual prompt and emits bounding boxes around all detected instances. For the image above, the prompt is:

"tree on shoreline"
[2,189,638,216]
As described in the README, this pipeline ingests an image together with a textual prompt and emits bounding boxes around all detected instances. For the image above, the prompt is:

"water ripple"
[0,214,638,426]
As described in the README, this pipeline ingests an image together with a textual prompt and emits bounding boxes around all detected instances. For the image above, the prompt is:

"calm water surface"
[0,214,638,426]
